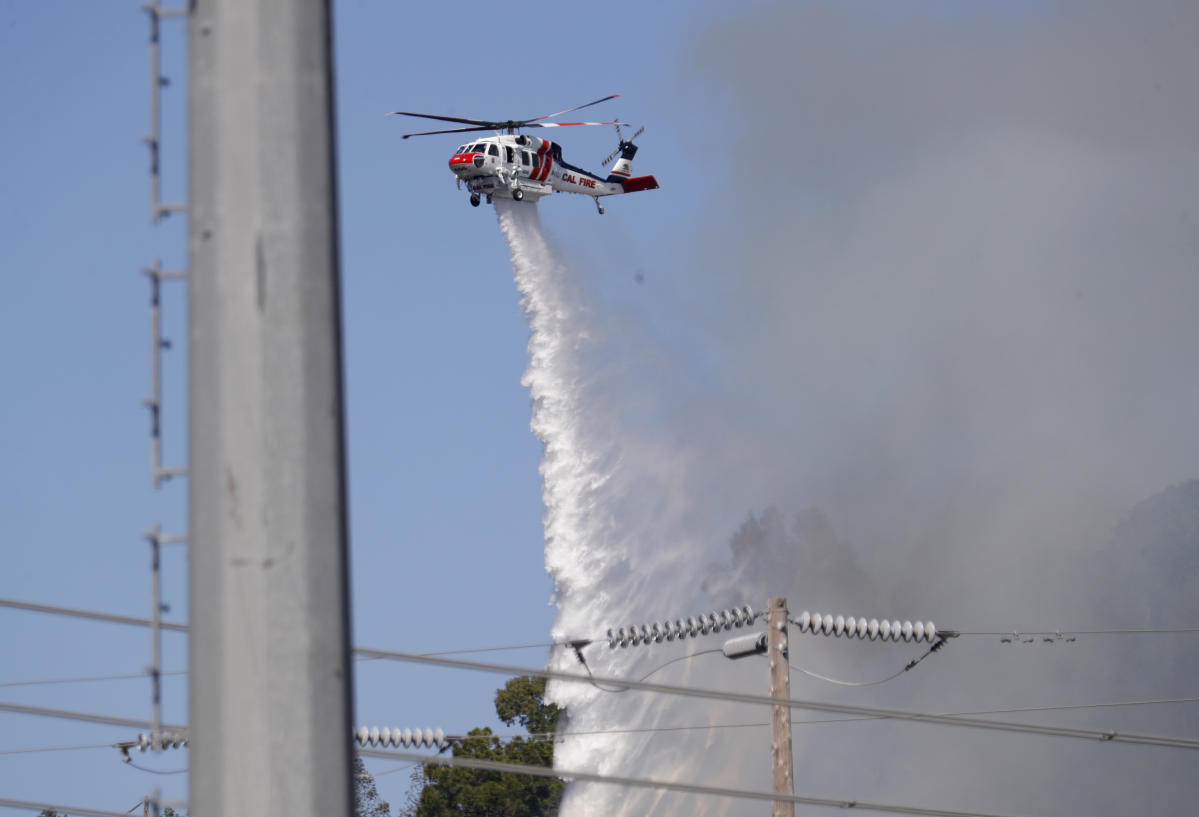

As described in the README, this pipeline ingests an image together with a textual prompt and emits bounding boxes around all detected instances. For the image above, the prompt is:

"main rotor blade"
[527,94,619,123]
[387,111,499,127]
[528,119,623,129]
[400,125,495,140]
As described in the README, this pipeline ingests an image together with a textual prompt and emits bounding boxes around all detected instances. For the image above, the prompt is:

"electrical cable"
[351,646,1199,751]
[0,700,185,732]
[359,761,419,779]
[0,797,132,817]
[574,645,723,693]
[6,594,1198,653]
[123,760,188,775]
[0,670,186,688]
[0,742,115,755]
[356,747,1043,817]
[957,627,1199,638]
[502,694,1199,745]
[0,597,187,632]
[790,637,948,687]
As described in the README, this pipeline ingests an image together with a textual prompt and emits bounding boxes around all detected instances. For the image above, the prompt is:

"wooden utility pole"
[767,597,794,817]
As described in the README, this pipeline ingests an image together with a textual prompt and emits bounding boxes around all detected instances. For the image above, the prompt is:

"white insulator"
[856,617,868,638]
[673,619,685,639]
[355,726,369,746]
[717,610,732,630]
[703,614,717,634]
[422,728,436,747]
[366,727,379,746]
[913,621,925,642]
[793,610,808,632]
[136,732,151,751]
[901,621,914,642]
[401,727,414,747]
[638,625,651,643]
[628,626,641,646]
[607,628,617,648]
[809,612,821,633]
[664,621,677,641]
[378,728,392,747]
[651,622,663,642]
[729,608,745,627]
[868,618,879,639]
[616,627,627,647]
[845,616,856,636]
[434,728,446,748]
[834,615,845,636]
[743,605,755,623]
[925,621,936,641]
[890,620,903,641]
[878,619,891,640]
[822,614,834,635]
[686,616,699,637]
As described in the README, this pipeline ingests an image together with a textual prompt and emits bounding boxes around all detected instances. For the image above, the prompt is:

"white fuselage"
[447,133,625,202]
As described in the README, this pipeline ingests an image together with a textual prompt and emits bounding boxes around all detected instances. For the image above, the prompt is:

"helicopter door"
[519,149,532,178]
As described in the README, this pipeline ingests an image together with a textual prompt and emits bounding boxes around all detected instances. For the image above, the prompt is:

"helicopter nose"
[449,152,486,176]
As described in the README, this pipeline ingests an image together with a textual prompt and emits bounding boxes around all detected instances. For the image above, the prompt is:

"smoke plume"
[499,3,1199,812]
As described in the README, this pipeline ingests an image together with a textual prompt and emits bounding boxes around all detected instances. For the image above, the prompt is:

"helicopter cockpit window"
[488,144,499,157]
[456,145,467,154]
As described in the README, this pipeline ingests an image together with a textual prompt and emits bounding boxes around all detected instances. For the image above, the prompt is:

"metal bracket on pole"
[142,1,188,224]
[142,261,188,489]
[143,525,186,754]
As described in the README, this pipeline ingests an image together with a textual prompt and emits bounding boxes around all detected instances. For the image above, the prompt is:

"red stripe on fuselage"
[535,142,553,182]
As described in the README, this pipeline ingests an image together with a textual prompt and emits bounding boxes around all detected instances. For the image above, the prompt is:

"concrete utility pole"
[767,597,795,817]
[187,1,354,815]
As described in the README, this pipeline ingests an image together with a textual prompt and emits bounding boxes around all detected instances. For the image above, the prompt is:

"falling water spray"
[494,199,770,817]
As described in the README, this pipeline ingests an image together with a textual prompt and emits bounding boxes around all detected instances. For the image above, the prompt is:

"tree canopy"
[402,676,563,817]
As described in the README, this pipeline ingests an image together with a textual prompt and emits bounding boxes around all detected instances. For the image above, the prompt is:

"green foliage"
[356,753,393,817]
[404,676,563,817]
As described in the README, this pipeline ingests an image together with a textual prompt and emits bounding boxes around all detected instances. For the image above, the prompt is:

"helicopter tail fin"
[605,142,639,184]
[620,175,659,193]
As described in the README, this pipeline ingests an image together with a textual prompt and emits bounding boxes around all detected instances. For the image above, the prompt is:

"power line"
[0,670,186,689]
[352,646,1199,751]
[535,695,1199,741]
[957,628,1199,638]
[790,637,948,687]
[0,700,184,733]
[0,797,133,817]
[7,595,1198,657]
[0,596,574,656]
[0,598,187,633]
[0,742,115,756]
[355,747,1045,817]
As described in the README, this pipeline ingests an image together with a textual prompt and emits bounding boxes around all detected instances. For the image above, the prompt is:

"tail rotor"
[602,124,645,167]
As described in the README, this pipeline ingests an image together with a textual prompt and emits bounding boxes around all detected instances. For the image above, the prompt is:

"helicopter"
[388,94,658,214]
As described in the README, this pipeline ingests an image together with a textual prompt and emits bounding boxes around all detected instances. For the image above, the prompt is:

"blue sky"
[4,2,1199,816]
